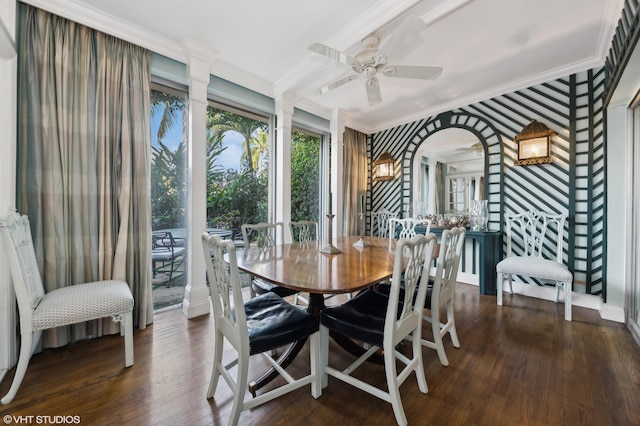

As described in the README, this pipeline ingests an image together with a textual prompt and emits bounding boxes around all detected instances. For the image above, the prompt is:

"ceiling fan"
[308,16,443,106]
[456,141,484,154]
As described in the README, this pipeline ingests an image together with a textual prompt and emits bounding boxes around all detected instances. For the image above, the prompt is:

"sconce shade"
[513,119,556,166]
[375,151,395,181]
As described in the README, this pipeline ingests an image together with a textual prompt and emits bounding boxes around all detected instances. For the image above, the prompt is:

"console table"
[416,226,502,295]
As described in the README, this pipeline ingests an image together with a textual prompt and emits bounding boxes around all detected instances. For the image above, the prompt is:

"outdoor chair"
[0,210,134,405]
[202,233,321,425]
[151,230,185,287]
[496,210,573,321]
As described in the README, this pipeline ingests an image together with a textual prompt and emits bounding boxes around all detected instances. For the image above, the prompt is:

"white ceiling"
[29,0,623,133]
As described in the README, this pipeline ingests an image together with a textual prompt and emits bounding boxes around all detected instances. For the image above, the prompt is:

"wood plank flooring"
[2,283,640,425]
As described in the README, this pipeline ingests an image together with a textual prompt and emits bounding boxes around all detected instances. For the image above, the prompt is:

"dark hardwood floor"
[2,283,640,425]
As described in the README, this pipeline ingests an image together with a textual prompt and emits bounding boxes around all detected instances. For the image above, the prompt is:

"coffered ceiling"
[25,0,623,133]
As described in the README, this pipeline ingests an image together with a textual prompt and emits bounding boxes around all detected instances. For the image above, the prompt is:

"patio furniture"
[151,230,185,287]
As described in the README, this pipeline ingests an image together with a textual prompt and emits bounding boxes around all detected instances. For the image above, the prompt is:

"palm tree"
[206,107,268,172]
[252,130,269,172]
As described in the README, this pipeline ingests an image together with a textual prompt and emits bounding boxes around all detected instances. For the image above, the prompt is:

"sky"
[150,107,243,171]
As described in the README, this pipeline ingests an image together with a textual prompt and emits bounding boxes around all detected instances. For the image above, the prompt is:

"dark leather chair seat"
[251,278,299,298]
[376,279,434,307]
[244,292,318,354]
[320,289,393,346]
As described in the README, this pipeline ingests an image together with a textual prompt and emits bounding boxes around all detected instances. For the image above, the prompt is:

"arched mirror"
[411,128,484,217]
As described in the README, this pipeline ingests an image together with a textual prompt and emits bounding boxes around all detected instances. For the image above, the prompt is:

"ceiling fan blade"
[366,77,382,106]
[378,15,427,61]
[314,75,359,95]
[382,65,443,80]
[308,43,355,66]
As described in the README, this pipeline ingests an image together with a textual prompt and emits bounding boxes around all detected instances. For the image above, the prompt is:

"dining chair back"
[202,233,321,425]
[422,226,466,366]
[288,220,319,306]
[389,217,421,239]
[0,210,134,404]
[370,209,398,238]
[288,220,318,243]
[151,230,185,287]
[320,233,437,426]
[496,210,573,320]
[241,222,298,299]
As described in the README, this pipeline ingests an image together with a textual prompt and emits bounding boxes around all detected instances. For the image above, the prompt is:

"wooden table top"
[235,236,400,295]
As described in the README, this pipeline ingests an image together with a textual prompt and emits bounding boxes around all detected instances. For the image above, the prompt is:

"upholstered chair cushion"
[496,256,572,282]
[244,292,319,355]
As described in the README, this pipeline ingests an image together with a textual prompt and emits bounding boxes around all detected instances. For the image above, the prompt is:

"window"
[291,129,321,222]
[150,82,188,310]
[205,102,270,233]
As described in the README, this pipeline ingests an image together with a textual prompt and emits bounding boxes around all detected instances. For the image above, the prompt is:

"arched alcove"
[401,112,504,230]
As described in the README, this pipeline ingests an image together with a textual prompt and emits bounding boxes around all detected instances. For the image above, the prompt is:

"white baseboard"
[600,303,626,323]
[501,280,625,323]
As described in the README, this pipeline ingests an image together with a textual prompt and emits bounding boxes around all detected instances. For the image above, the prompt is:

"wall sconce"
[375,151,395,181]
[514,119,556,166]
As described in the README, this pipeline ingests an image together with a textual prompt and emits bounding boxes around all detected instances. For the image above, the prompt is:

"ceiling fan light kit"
[308,16,443,106]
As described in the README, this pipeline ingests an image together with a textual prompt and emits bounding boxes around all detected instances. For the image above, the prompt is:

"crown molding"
[21,0,185,63]
[368,55,605,133]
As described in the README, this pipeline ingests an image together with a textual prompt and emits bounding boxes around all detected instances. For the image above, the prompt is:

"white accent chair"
[371,209,398,238]
[320,234,437,426]
[202,233,321,425]
[496,210,573,321]
[422,226,466,366]
[0,211,134,405]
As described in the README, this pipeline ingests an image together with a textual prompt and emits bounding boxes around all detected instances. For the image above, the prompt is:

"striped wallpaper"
[369,68,606,297]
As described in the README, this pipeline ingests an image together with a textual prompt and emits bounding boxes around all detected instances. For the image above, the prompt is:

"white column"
[0,0,17,379]
[182,39,215,319]
[274,93,294,243]
[330,110,346,237]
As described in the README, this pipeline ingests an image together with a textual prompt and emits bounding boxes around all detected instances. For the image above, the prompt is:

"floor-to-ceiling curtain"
[343,128,367,235]
[16,4,153,348]
[434,162,443,215]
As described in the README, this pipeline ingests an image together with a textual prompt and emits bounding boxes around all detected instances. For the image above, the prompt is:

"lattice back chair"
[151,230,185,287]
[289,220,318,243]
[370,209,398,238]
[288,221,319,306]
[496,210,573,320]
[388,217,421,239]
[0,211,134,404]
[320,234,437,426]
[241,222,298,299]
[202,233,321,425]
[422,227,466,366]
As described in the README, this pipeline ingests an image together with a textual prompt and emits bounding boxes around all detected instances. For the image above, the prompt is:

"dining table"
[232,235,406,395]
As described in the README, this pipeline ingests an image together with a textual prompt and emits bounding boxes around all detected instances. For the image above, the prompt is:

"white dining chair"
[496,210,573,321]
[0,210,134,405]
[421,226,466,366]
[202,233,321,425]
[370,209,398,238]
[320,234,437,426]
[241,222,298,299]
[388,217,421,239]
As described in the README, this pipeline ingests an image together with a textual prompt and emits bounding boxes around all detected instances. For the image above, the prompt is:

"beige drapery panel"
[16,5,153,348]
[434,162,443,215]
[342,128,368,235]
